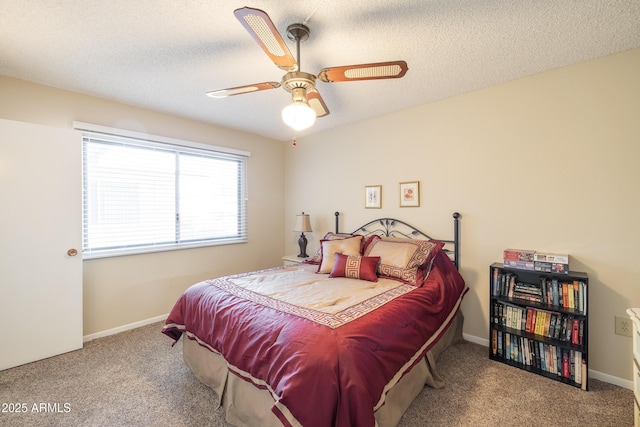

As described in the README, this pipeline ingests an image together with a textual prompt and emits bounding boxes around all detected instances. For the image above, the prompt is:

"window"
[75,122,249,259]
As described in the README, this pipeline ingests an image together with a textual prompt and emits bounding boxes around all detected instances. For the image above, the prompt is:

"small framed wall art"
[399,181,420,207]
[364,185,382,209]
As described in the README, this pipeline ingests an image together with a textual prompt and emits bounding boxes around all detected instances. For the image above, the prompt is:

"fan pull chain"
[292,136,297,147]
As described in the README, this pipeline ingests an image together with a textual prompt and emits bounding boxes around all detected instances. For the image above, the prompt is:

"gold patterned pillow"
[317,235,364,274]
[307,232,356,264]
[363,236,443,285]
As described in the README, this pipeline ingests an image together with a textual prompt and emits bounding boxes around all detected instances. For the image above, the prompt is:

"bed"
[162,212,467,427]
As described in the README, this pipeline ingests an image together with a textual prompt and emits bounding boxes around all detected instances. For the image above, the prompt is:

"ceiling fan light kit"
[282,87,316,130]
[282,103,316,131]
[209,7,409,132]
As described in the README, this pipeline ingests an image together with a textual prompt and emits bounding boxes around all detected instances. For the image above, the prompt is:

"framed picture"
[399,181,420,207]
[364,185,382,209]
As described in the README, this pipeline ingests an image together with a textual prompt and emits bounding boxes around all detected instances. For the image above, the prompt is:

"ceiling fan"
[206,7,409,131]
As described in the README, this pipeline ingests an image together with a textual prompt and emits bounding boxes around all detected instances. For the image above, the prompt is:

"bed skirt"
[181,311,464,427]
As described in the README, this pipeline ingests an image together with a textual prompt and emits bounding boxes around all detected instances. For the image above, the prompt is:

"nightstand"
[627,308,640,427]
[282,255,308,266]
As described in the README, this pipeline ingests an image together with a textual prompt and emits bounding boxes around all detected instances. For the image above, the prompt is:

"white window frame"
[74,122,250,259]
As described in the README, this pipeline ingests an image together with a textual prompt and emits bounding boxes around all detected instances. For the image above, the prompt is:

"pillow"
[363,236,443,285]
[308,232,355,264]
[317,235,364,274]
[329,253,380,282]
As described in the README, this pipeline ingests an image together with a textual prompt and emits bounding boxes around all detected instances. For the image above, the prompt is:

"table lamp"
[294,212,312,258]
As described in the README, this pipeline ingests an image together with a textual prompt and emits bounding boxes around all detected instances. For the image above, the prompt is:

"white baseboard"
[589,369,633,390]
[462,332,633,390]
[463,332,489,347]
[83,313,168,343]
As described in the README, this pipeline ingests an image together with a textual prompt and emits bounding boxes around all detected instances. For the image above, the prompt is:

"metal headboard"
[334,211,461,269]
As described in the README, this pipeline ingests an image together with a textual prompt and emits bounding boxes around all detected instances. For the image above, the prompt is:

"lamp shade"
[294,213,312,232]
[282,102,316,131]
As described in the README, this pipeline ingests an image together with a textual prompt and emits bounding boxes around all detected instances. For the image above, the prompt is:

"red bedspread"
[163,251,467,427]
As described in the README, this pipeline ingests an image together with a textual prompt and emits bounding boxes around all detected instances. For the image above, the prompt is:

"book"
[562,349,570,378]
[568,282,575,309]
[551,262,569,274]
[549,314,557,338]
[492,267,499,296]
[513,281,543,303]
[533,252,569,264]
[508,274,516,298]
[492,329,497,355]
[572,318,580,344]
[542,311,551,337]
[535,311,546,336]
[500,272,508,297]
[552,314,562,339]
[514,282,542,294]
[551,279,559,306]
[570,350,576,381]
[504,249,536,262]
[525,308,534,332]
[577,281,585,313]
[534,261,553,272]
[503,260,535,270]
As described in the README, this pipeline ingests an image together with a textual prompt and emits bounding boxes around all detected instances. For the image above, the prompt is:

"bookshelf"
[489,262,588,390]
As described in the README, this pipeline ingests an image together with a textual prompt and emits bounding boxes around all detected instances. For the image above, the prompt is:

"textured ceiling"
[1,1,639,141]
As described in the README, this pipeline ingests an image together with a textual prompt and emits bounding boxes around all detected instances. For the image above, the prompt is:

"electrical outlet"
[615,316,633,337]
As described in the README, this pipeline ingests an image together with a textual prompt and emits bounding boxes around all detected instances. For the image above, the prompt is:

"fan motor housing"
[281,71,316,93]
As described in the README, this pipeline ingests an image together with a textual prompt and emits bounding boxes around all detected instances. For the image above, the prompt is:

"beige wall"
[0,77,286,335]
[284,48,640,383]
[2,47,638,383]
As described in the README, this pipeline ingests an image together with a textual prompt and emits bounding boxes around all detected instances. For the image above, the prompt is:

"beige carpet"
[0,322,632,426]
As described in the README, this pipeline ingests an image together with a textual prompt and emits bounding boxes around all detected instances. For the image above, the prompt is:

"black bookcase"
[489,262,589,390]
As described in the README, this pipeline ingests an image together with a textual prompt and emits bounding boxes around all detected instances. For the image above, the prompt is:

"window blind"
[76,123,249,259]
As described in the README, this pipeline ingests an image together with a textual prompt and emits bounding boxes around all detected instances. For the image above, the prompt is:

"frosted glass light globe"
[282,103,316,130]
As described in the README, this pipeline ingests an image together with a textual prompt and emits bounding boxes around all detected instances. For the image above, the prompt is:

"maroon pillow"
[329,253,380,282]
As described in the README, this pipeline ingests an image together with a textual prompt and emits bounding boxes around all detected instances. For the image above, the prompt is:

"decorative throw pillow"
[317,235,364,274]
[363,236,443,285]
[308,232,357,264]
[329,253,380,282]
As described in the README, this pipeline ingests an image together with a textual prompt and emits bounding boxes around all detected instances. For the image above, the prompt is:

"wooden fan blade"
[317,60,408,83]
[206,82,281,98]
[234,7,298,72]
[307,89,330,117]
